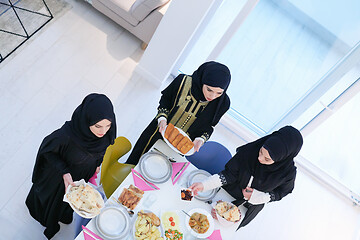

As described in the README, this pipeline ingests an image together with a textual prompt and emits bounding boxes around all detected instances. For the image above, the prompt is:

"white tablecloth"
[75,140,246,240]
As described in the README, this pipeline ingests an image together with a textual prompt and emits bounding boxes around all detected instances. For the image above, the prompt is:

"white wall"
[135,0,223,87]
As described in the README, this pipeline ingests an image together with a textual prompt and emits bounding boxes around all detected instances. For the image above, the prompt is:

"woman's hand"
[158,120,167,133]
[63,173,75,193]
[188,182,204,196]
[193,139,204,152]
[242,187,253,200]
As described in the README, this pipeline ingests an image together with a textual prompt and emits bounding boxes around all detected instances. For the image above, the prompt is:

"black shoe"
[44,223,60,239]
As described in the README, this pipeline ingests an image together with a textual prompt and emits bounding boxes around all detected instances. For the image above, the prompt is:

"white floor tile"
[0,0,359,240]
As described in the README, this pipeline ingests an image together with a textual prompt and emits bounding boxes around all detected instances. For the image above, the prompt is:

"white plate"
[95,205,131,239]
[63,179,104,219]
[131,210,163,240]
[186,170,218,201]
[161,125,195,156]
[161,210,185,239]
[184,208,214,239]
[139,152,172,184]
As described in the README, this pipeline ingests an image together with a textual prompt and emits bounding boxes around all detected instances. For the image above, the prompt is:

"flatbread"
[66,184,103,215]
[215,201,240,222]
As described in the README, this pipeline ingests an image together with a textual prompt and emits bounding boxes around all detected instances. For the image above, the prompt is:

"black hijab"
[191,61,231,124]
[248,126,303,189]
[224,126,303,193]
[62,93,116,153]
[262,126,303,170]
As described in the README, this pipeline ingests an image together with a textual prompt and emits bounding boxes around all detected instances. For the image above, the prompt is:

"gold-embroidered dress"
[126,74,230,165]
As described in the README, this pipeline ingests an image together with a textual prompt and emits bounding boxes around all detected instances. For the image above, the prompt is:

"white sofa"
[90,0,171,48]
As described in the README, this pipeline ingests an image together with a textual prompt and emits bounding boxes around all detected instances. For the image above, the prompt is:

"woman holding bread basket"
[126,61,231,165]
[25,93,116,239]
[189,126,303,230]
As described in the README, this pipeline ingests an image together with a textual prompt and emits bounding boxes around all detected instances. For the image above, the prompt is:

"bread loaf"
[172,134,184,148]
[168,128,179,143]
[176,137,189,150]
[180,140,194,154]
[165,123,174,139]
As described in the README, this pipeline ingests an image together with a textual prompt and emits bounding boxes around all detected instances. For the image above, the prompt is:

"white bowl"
[184,208,214,239]
[212,201,241,227]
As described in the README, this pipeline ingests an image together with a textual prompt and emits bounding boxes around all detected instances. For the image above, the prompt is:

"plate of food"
[95,205,131,239]
[184,208,214,239]
[131,210,164,240]
[212,200,241,227]
[161,123,195,156]
[63,179,104,218]
[161,210,184,240]
[117,184,144,211]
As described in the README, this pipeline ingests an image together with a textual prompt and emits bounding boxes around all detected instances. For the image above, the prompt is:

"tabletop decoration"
[207,229,222,240]
[88,172,98,186]
[131,169,160,191]
[171,162,190,185]
[82,225,103,240]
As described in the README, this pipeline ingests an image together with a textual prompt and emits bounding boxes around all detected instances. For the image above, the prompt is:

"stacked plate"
[95,206,131,239]
[139,152,172,184]
[186,170,219,201]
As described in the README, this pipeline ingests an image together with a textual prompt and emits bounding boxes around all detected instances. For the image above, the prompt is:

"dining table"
[74,139,246,240]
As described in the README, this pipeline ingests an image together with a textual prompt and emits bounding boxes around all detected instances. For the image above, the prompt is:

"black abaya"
[25,93,116,239]
[219,126,303,229]
[126,62,231,165]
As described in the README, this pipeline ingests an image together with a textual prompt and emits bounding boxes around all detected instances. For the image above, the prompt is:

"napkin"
[171,162,190,185]
[88,172,98,186]
[207,229,222,240]
[82,225,103,240]
[131,169,160,191]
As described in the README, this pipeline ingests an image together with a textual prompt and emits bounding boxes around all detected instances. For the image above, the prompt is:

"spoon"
[111,196,134,217]
[182,210,202,226]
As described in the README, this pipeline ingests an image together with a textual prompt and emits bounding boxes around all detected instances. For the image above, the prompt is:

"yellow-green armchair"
[100,136,135,198]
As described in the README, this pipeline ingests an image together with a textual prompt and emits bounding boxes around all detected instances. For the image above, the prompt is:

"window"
[180,0,360,200]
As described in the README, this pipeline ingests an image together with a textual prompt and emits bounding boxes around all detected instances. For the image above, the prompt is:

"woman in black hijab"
[25,93,116,239]
[126,61,231,165]
[189,126,303,229]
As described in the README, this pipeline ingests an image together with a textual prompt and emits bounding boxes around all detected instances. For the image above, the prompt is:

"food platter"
[139,152,172,184]
[131,210,163,240]
[63,179,104,219]
[161,210,184,240]
[212,200,242,227]
[184,208,214,239]
[161,125,195,156]
[95,205,131,239]
[186,170,219,201]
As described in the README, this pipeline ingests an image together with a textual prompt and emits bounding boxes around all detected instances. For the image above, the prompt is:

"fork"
[152,147,176,162]
[110,196,134,217]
